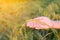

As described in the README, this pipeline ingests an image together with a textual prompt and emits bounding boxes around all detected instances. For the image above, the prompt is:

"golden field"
[0,0,60,40]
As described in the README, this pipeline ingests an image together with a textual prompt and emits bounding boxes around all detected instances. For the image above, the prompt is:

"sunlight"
[0,0,29,16]
[0,0,28,4]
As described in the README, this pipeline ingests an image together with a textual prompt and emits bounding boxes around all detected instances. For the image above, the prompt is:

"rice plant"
[0,0,60,40]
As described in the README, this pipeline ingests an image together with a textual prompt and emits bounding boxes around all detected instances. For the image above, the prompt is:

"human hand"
[27,16,53,30]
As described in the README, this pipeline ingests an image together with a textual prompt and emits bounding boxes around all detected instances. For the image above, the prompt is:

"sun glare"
[0,0,28,4]
[0,0,29,16]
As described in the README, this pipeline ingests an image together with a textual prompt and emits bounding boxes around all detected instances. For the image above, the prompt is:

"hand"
[27,16,53,30]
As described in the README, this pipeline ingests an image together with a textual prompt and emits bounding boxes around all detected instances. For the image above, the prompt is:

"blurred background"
[0,0,60,40]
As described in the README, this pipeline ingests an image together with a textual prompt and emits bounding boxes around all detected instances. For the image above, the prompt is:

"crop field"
[0,0,60,40]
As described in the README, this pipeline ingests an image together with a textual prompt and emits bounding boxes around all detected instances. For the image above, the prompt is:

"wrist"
[48,21,54,29]
[52,21,60,29]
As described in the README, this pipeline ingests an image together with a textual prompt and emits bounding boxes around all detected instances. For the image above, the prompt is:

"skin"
[27,16,60,30]
[52,21,60,29]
